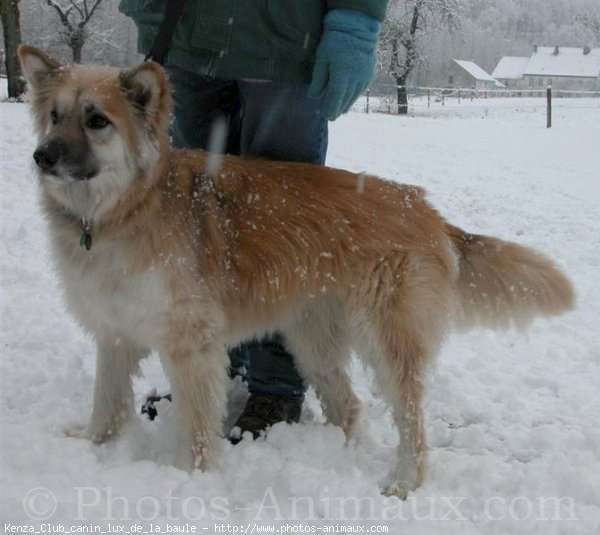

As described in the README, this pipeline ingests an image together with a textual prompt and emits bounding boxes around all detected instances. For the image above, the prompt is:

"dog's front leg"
[67,335,147,443]
[164,325,228,472]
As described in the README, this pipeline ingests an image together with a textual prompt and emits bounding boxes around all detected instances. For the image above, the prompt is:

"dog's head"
[18,45,171,219]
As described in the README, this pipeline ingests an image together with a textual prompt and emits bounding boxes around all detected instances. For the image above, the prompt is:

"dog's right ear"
[18,45,61,90]
[119,62,169,115]
[119,61,172,139]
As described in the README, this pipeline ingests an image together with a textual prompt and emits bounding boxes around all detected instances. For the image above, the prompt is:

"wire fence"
[353,84,600,119]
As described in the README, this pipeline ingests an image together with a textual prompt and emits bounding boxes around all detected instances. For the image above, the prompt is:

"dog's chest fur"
[52,228,168,346]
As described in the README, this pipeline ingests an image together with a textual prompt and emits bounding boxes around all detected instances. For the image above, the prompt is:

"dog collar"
[79,218,92,251]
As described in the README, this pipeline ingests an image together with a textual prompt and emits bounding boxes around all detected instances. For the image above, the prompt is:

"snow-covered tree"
[575,12,600,44]
[83,1,141,67]
[379,0,461,114]
[44,0,106,63]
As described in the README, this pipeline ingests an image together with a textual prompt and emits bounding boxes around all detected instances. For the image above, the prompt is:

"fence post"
[458,90,461,104]
[366,89,370,114]
[428,89,430,108]
[547,86,552,128]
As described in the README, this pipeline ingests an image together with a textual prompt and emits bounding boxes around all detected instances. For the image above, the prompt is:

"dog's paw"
[63,424,111,444]
[173,440,216,473]
[173,449,195,473]
[382,481,413,500]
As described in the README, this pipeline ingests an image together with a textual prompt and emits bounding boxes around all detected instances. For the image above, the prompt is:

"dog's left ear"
[18,45,61,90]
[120,62,170,117]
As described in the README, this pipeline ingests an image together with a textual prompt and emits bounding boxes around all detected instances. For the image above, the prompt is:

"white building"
[491,57,530,89]
[492,46,600,91]
[448,59,504,90]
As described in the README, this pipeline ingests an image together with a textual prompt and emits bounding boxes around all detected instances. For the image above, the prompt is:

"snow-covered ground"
[2,82,599,534]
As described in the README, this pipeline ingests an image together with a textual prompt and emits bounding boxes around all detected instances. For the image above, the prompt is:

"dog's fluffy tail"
[446,224,575,330]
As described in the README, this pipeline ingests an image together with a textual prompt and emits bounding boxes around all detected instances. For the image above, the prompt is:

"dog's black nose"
[33,141,65,172]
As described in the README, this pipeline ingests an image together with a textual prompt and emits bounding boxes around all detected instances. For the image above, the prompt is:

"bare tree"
[45,0,105,63]
[1,0,26,98]
[379,0,461,114]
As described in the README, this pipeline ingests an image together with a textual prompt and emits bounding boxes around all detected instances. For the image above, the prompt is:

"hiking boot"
[229,393,302,444]
[140,393,172,421]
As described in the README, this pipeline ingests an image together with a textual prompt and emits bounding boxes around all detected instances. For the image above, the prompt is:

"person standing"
[119,0,388,442]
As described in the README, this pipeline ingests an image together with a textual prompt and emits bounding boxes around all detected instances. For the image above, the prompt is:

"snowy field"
[2,80,600,534]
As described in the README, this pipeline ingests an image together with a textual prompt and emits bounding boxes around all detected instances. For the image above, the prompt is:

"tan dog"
[18,45,574,498]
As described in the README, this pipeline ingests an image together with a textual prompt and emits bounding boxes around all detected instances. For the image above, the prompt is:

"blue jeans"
[167,65,329,398]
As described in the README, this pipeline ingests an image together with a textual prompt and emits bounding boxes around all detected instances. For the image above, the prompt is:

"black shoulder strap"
[145,0,187,64]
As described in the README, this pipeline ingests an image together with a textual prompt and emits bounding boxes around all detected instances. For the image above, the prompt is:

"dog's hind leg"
[66,335,148,443]
[348,253,453,499]
[163,313,228,472]
[282,298,360,440]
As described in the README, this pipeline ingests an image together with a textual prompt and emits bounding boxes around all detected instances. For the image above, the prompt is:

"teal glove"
[308,9,381,121]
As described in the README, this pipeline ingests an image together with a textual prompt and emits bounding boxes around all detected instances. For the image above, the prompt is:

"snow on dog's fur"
[19,45,575,498]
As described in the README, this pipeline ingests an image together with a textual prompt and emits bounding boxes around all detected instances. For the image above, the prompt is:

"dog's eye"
[50,110,58,124]
[86,114,110,130]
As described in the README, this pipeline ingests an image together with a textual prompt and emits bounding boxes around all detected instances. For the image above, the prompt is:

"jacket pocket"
[257,0,322,58]
[191,16,233,54]
[189,2,235,54]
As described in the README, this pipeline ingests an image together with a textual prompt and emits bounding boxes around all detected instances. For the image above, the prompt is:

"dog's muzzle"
[33,140,98,181]
[33,141,64,175]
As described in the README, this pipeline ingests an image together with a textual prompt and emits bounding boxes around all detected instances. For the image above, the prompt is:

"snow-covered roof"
[452,59,498,82]
[523,47,600,78]
[492,56,529,80]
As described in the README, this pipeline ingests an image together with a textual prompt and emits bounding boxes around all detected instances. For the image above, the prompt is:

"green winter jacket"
[118,0,388,84]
